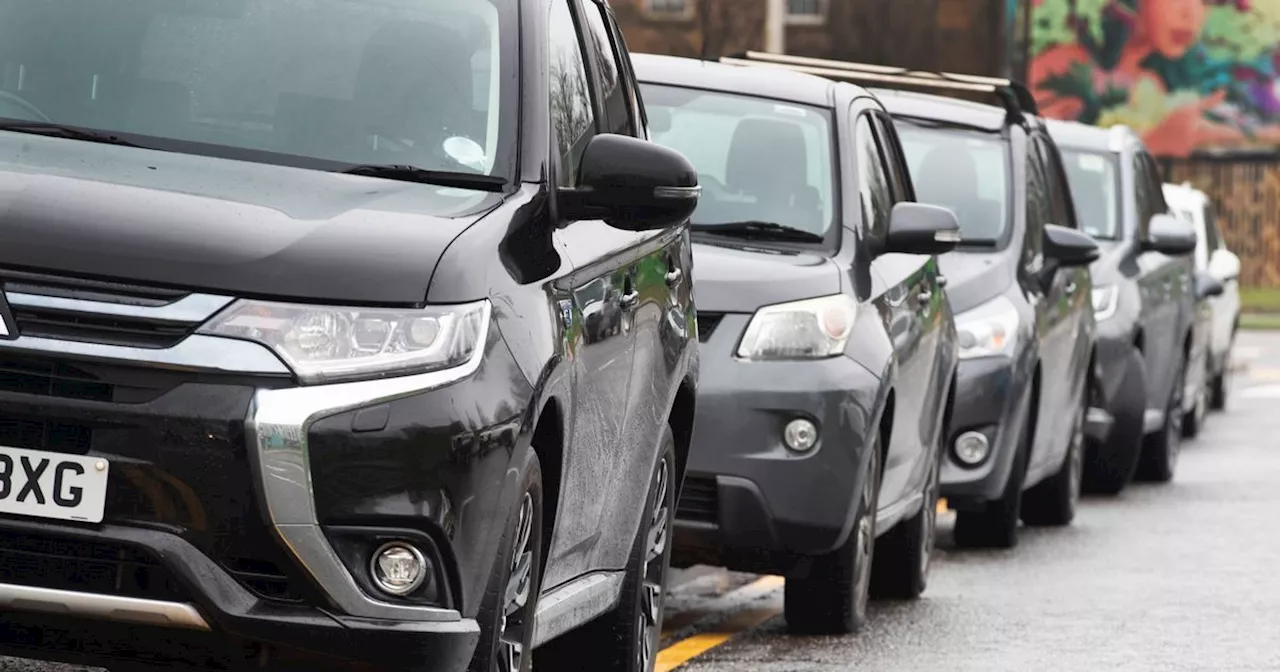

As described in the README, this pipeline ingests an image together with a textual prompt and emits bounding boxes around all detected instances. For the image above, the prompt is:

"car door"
[541,0,644,589]
[574,0,690,573]
[1031,133,1091,474]
[1130,150,1176,409]
[855,106,934,511]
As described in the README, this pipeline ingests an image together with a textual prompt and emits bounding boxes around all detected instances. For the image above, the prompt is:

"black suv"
[636,52,962,635]
[862,72,1101,549]
[0,2,699,672]
[1048,120,1197,493]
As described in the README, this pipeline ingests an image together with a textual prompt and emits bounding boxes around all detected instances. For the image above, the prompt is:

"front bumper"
[940,355,1032,507]
[0,302,529,670]
[672,314,880,574]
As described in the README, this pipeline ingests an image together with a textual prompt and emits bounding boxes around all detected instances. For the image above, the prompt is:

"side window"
[581,3,634,136]
[872,114,911,203]
[1024,141,1050,264]
[549,0,597,186]
[1203,201,1222,251]
[1037,136,1076,230]
[1145,154,1169,214]
[1132,152,1154,235]
[854,115,894,237]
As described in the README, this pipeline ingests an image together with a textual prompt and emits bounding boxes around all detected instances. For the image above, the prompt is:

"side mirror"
[1143,213,1197,256]
[562,133,700,231]
[1043,224,1100,267]
[1195,271,1225,299]
[1209,248,1241,282]
[880,202,961,256]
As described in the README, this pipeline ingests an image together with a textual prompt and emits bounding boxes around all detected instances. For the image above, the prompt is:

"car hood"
[0,133,503,305]
[691,239,841,313]
[938,250,1014,314]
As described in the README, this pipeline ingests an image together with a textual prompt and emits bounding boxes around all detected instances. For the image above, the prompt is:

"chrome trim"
[0,582,210,630]
[531,571,625,647]
[5,292,234,323]
[0,333,291,375]
[654,185,701,199]
[245,301,491,622]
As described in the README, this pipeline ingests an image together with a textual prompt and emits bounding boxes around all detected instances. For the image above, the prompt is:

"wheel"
[1182,360,1208,439]
[1135,353,1185,483]
[1210,346,1232,411]
[536,426,676,671]
[869,429,940,600]
[1021,381,1085,527]
[953,403,1029,549]
[469,450,543,672]
[783,436,881,635]
[1083,347,1147,495]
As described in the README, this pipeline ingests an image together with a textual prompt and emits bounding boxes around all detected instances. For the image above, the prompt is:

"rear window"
[897,123,1010,245]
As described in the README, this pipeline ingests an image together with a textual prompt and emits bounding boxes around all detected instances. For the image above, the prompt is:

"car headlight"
[736,294,858,360]
[199,299,490,384]
[1091,285,1119,321]
[955,294,1021,360]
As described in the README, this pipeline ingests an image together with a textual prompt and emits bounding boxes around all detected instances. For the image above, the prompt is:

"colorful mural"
[1028,0,1280,157]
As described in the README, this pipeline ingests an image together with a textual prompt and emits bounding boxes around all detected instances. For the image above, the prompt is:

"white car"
[1163,182,1241,411]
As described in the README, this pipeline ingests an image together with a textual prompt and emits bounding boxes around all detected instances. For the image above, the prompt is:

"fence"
[1163,159,1280,288]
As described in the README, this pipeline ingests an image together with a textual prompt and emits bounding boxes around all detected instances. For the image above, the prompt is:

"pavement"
[5,332,1280,672]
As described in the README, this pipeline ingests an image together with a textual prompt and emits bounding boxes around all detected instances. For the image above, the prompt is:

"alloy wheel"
[497,493,535,672]
[853,460,877,623]
[919,456,940,578]
[1068,398,1085,509]
[637,458,671,671]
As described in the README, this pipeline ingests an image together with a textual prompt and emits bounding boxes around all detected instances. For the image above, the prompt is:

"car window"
[1025,140,1050,265]
[580,3,633,136]
[641,83,837,235]
[871,114,911,203]
[1144,154,1169,214]
[898,122,1010,244]
[1132,152,1156,236]
[548,0,596,186]
[1037,136,1076,230]
[1205,202,1224,251]
[0,0,511,176]
[854,115,894,238]
[1059,149,1121,239]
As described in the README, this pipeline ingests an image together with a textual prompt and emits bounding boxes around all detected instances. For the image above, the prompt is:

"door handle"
[665,268,683,287]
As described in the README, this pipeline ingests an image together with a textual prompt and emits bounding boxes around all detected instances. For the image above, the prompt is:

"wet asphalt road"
[5,333,1280,672]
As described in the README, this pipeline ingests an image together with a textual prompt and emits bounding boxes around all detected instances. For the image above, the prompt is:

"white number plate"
[0,446,109,523]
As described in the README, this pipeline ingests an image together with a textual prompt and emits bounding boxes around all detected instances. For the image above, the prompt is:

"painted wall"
[1029,0,1280,157]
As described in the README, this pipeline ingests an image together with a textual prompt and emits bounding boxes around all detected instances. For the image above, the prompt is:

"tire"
[1021,380,1085,527]
[1082,348,1147,495]
[869,429,940,600]
[1182,360,1208,439]
[469,449,543,672]
[953,403,1029,550]
[1136,353,1185,483]
[783,436,881,635]
[1209,369,1229,411]
[536,426,676,672]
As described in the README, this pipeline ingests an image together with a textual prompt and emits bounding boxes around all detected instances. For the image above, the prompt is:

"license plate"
[0,446,109,523]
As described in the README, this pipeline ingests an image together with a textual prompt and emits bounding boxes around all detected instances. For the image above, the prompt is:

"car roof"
[870,87,1009,132]
[1045,118,1132,153]
[631,53,846,108]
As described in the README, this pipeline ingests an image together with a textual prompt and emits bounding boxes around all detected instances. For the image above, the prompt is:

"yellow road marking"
[656,605,783,671]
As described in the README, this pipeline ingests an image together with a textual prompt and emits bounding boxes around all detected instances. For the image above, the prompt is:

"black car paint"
[1048,122,1196,485]
[0,1,699,670]
[880,92,1097,511]
[634,54,959,575]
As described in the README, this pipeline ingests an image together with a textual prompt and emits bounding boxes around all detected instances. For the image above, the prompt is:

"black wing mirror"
[1044,224,1100,267]
[879,202,961,256]
[1196,271,1225,299]
[1143,213,1197,256]
[561,134,699,231]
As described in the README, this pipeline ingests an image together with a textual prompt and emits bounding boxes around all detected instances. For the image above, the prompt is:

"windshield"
[897,123,1010,245]
[640,83,837,237]
[0,0,512,176]
[1060,149,1122,239]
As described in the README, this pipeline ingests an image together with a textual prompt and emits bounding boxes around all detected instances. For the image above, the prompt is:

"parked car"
[872,81,1100,548]
[0,2,700,672]
[1163,182,1241,412]
[1049,120,1197,491]
[634,52,960,635]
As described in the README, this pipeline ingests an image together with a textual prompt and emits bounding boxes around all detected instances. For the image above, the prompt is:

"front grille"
[0,269,187,307]
[676,475,719,524]
[223,557,306,604]
[0,530,188,602]
[0,353,182,404]
[695,313,724,343]
[0,416,92,454]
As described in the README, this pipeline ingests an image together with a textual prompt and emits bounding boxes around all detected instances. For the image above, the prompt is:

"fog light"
[783,418,819,453]
[370,542,427,596]
[954,431,990,466]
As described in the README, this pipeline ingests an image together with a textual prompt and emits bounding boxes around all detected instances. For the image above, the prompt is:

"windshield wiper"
[693,220,825,243]
[342,164,506,192]
[0,120,150,149]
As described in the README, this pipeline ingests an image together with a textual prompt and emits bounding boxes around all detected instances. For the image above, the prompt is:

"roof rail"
[719,51,1039,122]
